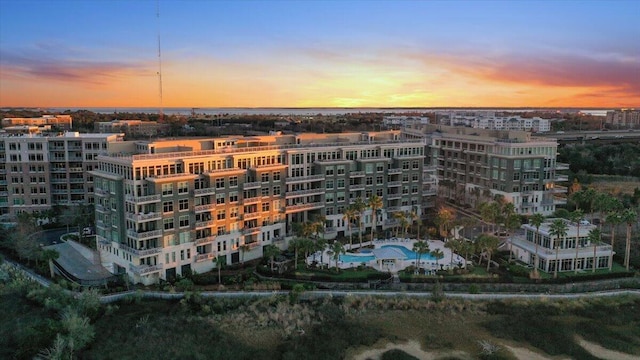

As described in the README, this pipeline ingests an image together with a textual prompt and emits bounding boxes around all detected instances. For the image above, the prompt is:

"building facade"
[95,120,170,137]
[91,131,437,284]
[439,114,551,133]
[512,218,613,273]
[605,109,640,129]
[1,115,73,130]
[404,125,568,215]
[0,132,125,220]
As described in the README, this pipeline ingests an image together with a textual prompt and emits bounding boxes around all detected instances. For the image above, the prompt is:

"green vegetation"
[558,143,640,178]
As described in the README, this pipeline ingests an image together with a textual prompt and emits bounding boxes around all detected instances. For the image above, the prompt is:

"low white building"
[510,218,614,273]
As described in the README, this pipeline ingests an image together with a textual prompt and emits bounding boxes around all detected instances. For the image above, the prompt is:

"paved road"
[30,228,68,247]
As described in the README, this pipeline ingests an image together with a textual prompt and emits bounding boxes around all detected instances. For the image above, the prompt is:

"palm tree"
[569,209,584,274]
[367,194,383,241]
[459,240,475,269]
[212,255,224,284]
[412,240,430,275]
[289,238,302,270]
[588,228,602,273]
[477,233,500,271]
[328,241,345,272]
[445,238,462,267]
[392,211,404,237]
[549,219,569,279]
[530,213,545,275]
[431,248,444,269]
[605,211,622,271]
[343,206,358,248]
[409,208,420,240]
[400,215,410,238]
[478,202,492,233]
[435,206,455,239]
[263,244,281,272]
[239,244,251,265]
[352,197,366,247]
[503,204,521,263]
[312,214,326,242]
[620,209,638,271]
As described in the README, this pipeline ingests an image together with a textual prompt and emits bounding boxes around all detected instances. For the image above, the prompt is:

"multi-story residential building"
[0,131,125,220]
[91,131,437,284]
[404,125,568,215]
[439,113,551,133]
[95,120,170,137]
[1,115,73,130]
[512,218,613,273]
[605,109,640,129]
[383,116,430,127]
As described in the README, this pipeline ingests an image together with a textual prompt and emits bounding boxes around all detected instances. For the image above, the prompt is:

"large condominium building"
[0,132,126,220]
[95,120,170,137]
[91,131,437,284]
[440,114,551,133]
[512,218,613,273]
[404,125,568,216]
[2,115,73,130]
[605,109,640,128]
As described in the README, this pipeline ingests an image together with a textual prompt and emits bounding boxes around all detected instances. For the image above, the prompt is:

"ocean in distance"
[46,107,611,116]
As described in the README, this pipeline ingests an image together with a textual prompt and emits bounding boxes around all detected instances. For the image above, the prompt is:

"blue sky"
[1,0,638,107]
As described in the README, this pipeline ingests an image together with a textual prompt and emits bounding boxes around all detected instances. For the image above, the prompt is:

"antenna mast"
[157,0,164,122]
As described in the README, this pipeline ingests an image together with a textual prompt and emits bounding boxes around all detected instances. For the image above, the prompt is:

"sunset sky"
[1,0,638,108]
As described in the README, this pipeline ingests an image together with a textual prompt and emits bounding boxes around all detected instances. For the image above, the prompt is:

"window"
[261,187,270,197]
[273,172,281,181]
[337,165,345,175]
[215,178,225,189]
[262,202,270,212]
[178,181,188,194]
[273,186,280,195]
[366,177,373,185]
[325,167,334,176]
[337,191,345,202]
[217,210,226,220]
[179,215,189,227]
[179,199,189,211]
[216,193,225,205]
[230,207,238,218]
[229,176,238,187]
[412,173,419,182]
[376,176,383,185]
[326,193,334,203]
[261,173,270,182]
[229,191,238,203]
[163,218,174,230]
[376,163,384,172]
[163,201,174,213]
[162,184,173,196]
[337,179,345,188]
[326,180,334,189]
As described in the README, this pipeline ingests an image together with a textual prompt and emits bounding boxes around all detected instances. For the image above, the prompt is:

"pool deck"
[308,238,467,274]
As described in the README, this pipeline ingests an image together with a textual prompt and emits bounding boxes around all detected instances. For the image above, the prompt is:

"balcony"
[242,196,261,204]
[194,187,216,196]
[95,204,106,212]
[285,174,324,184]
[387,193,402,200]
[195,220,216,229]
[242,212,261,221]
[94,188,109,197]
[242,226,261,235]
[96,220,106,229]
[195,235,216,245]
[555,162,570,171]
[554,196,568,205]
[243,181,261,190]
[349,184,365,191]
[69,178,85,184]
[195,203,216,213]
[126,212,162,222]
[195,253,216,262]
[285,188,324,198]
[551,185,568,194]
[121,244,162,257]
[126,194,162,203]
[387,181,402,187]
[387,168,403,175]
[422,189,437,196]
[285,202,325,213]
[127,229,162,240]
[129,263,162,276]
[69,167,83,172]
[386,206,401,212]
[349,171,365,177]
[555,174,569,182]
[97,235,111,246]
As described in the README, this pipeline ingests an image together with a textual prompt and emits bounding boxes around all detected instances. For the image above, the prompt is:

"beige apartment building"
[0,132,125,220]
[1,115,73,130]
[91,131,437,284]
[405,125,568,215]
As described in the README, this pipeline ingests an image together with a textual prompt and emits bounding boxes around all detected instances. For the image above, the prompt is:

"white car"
[82,227,94,235]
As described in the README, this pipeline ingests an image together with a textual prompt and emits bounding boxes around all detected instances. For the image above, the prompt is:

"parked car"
[82,227,94,235]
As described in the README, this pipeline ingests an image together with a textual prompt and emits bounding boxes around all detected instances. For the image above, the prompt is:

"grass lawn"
[534,262,631,280]
[294,267,387,281]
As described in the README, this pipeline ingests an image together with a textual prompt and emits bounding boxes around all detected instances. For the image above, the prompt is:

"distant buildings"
[1,115,73,130]
[383,116,430,127]
[606,109,639,129]
[436,111,552,133]
[95,120,170,137]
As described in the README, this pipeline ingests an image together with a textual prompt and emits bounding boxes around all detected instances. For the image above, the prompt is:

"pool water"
[339,244,436,263]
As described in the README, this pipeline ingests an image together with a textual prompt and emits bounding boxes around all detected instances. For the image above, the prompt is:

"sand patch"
[503,345,570,360]
[576,336,639,360]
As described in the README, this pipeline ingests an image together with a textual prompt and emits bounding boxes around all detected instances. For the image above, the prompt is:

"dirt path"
[349,339,471,360]
[576,336,640,360]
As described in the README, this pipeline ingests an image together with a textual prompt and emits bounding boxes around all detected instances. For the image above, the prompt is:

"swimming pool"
[339,245,435,263]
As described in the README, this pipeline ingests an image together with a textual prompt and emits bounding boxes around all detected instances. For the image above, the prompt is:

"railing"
[285,174,324,183]
[387,168,403,174]
[121,244,162,257]
[129,264,162,276]
[194,187,216,196]
[97,235,111,246]
[422,189,437,196]
[387,206,401,212]
[195,235,216,245]
[94,188,109,196]
[242,212,260,220]
[243,181,261,189]
[195,253,216,262]
[555,175,569,182]
[555,162,570,170]
[242,226,261,234]
[126,194,162,203]
[194,203,216,213]
[205,167,245,175]
[127,229,162,240]
[242,196,261,204]
[552,185,568,194]
[349,171,365,177]
[285,188,324,198]
[285,202,325,212]
[387,193,402,200]
[195,220,216,229]
[349,184,365,191]
[126,212,162,222]
[387,181,402,187]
